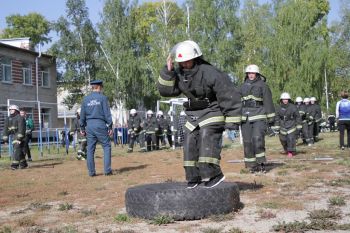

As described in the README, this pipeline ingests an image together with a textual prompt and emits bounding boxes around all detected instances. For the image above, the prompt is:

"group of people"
[2,106,34,169]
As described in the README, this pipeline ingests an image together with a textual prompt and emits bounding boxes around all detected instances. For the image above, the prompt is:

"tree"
[0,13,51,48]
[50,0,99,108]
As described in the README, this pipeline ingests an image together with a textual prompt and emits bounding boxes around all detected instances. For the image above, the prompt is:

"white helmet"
[180,111,186,116]
[280,92,291,100]
[130,109,137,115]
[147,110,153,115]
[310,97,317,102]
[303,97,310,103]
[245,64,260,74]
[295,97,303,103]
[9,105,19,111]
[76,108,81,114]
[175,41,202,62]
[157,111,163,116]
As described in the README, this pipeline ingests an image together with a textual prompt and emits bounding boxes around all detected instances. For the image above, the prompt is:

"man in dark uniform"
[80,80,113,176]
[304,97,315,145]
[127,109,144,153]
[156,111,166,149]
[20,110,34,161]
[328,114,336,132]
[143,110,158,151]
[158,40,242,188]
[240,64,275,173]
[274,93,302,157]
[2,105,28,170]
[295,97,311,145]
[310,97,322,142]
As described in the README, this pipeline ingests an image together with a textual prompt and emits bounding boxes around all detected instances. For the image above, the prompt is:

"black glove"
[225,123,240,131]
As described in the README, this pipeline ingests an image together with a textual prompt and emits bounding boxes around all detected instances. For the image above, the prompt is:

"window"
[41,67,50,87]
[22,63,32,85]
[1,57,12,82]
[41,108,51,128]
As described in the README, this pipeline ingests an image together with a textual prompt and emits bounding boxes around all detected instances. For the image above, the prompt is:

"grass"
[80,209,98,217]
[114,214,131,223]
[17,217,36,227]
[209,213,235,222]
[276,170,288,176]
[201,227,223,233]
[328,196,346,206]
[58,190,69,196]
[257,209,276,219]
[308,208,342,220]
[0,226,12,233]
[29,202,52,211]
[226,228,245,233]
[58,202,73,211]
[150,215,175,225]
[329,178,350,186]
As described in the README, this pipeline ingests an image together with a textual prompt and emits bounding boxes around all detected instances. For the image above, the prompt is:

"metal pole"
[38,101,43,157]
[324,68,329,115]
[186,4,190,35]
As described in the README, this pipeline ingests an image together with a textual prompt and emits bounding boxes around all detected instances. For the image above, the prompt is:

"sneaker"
[186,181,199,189]
[204,173,225,188]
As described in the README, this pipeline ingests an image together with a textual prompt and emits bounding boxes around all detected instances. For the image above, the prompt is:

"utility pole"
[186,4,190,35]
[324,67,329,116]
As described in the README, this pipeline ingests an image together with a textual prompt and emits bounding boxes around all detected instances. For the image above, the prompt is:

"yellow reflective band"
[244,157,256,162]
[316,118,322,123]
[185,121,196,131]
[146,131,155,134]
[256,152,265,158]
[198,157,220,165]
[20,159,26,162]
[183,161,197,167]
[299,111,305,114]
[12,161,19,164]
[17,134,24,138]
[2,136,8,140]
[297,125,302,129]
[266,113,275,118]
[140,147,147,150]
[12,140,21,144]
[271,126,280,130]
[9,126,17,130]
[280,127,296,135]
[248,115,267,121]
[158,76,175,87]
[199,116,225,127]
[78,139,87,142]
[225,116,241,123]
[242,95,263,101]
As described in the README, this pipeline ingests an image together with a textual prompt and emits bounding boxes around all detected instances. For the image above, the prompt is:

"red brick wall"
[12,59,22,84]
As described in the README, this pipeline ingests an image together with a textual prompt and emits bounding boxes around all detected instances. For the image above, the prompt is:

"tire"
[125,182,240,220]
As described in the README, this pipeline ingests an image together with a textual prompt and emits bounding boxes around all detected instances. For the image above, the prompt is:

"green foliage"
[58,202,73,211]
[150,215,174,225]
[114,213,131,222]
[328,196,346,206]
[1,13,51,47]
[0,226,12,233]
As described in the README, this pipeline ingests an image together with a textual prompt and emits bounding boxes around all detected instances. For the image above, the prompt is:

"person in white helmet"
[240,64,275,173]
[155,110,166,149]
[303,97,314,145]
[143,110,158,151]
[158,40,242,188]
[2,105,28,169]
[274,93,302,158]
[310,97,322,142]
[295,97,310,145]
[127,109,145,153]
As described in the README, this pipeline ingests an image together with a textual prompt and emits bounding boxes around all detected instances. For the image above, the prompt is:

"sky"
[0,0,343,52]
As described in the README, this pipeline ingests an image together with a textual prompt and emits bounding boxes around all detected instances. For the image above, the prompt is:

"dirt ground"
[1,132,350,233]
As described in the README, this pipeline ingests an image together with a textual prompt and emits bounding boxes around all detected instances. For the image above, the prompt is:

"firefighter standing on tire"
[2,105,28,170]
[274,93,302,158]
[158,40,242,189]
[240,65,275,173]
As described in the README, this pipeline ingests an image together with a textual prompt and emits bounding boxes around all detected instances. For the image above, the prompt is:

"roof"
[0,42,54,59]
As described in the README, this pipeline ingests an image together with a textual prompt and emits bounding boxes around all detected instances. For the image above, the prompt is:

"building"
[0,38,57,131]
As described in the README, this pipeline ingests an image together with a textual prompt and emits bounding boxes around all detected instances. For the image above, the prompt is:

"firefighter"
[156,111,166,149]
[158,40,241,188]
[127,109,144,153]
[295,96,311,145]
[310,97,322,142]
[240,64,275,173]
[143,110,158,151]
[164,110,173,148]
[336,91,350,150]
[177,111,186,147]
[20,110,34,161]
[327,114,336,132]
[303,97,314,145]
[2,105,28,170]
[274,93,302,158]
[75,108,87,160]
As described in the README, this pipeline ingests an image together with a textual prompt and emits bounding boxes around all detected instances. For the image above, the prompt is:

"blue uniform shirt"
[336,99,350,121]
[80,92,113,130]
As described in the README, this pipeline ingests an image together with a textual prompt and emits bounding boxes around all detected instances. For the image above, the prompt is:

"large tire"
[125,182,240,220]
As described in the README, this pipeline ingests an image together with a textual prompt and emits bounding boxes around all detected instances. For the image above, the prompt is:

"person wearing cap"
[336,91,350,150]
[158,40,242,189]
[127,109,145,153]
[274,93,302,158]
[240,64,275,173]
[303,97,314,145]
[20,110,34,161]
[80,80,113,176]
[143,110,158,151]
[310,97,322,142]
[74,108,87,160]
[2,105,28,169]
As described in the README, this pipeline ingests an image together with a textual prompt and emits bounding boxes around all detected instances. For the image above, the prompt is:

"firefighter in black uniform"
[328,114,336,132]
[310,97,322,142]
[74,108,87,160]
[158,40,242,188]
[20,110,34,161]
[143,110,158,151]
[127,109,144,153]
[295,96,311,145]
[274,93,302,158]
[156,111,166,149]
[164,111,173,148]
[304,97,315,145]
[2,105,28,170]
[240,64,275,173]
